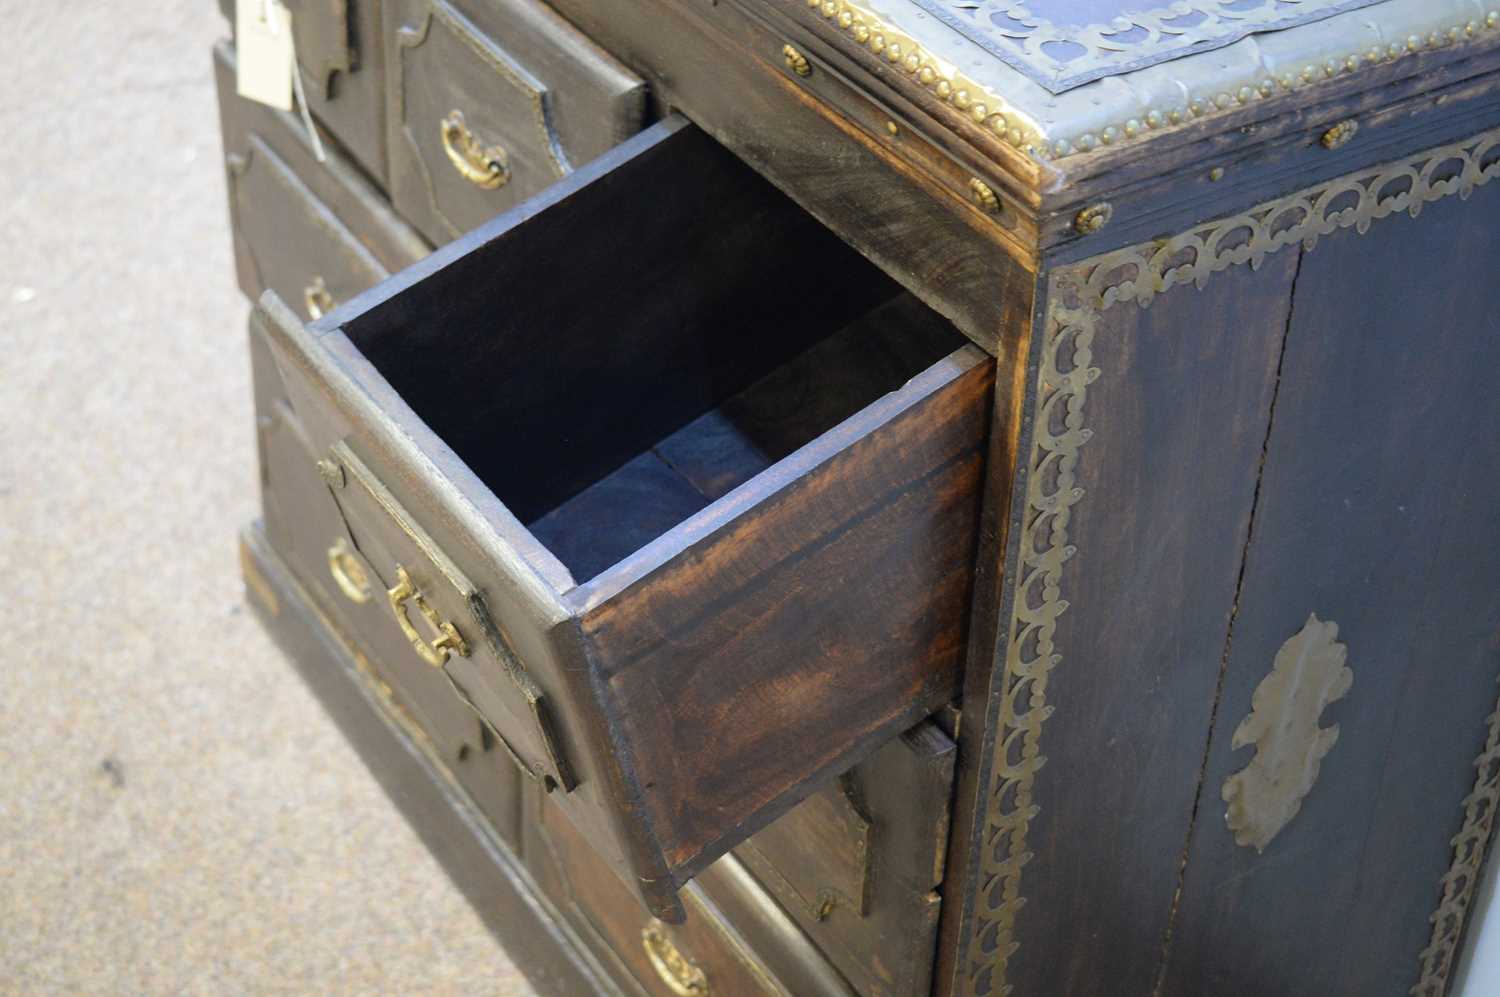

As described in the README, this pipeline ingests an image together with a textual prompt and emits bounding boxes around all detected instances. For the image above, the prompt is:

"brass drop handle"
[440,110,510,190]
[388,564,469,667]
[304,276,335,319]
[641,923,709,996]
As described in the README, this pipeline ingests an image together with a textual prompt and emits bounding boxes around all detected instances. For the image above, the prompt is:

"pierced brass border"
[1412,685,1500,995]
[962,125,1500,997]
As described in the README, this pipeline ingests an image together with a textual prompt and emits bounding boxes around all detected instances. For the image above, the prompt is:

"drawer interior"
[276,114,994,918]
[340,117,968,587]
[526,294,962,581]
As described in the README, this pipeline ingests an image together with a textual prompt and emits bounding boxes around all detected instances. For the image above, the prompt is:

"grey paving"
[0,3,533,992]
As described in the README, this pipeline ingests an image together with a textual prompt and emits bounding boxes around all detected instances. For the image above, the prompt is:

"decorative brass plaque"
[1222,614,1353,852]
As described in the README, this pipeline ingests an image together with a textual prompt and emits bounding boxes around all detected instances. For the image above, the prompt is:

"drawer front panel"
[250,115,995,920]
[215,42,428,319]
[735,723,955,997]
[250,329,525,845]
[526,788,855,997]
[220,1,390,184]
[288,0,389,182]
[384,0,646,244]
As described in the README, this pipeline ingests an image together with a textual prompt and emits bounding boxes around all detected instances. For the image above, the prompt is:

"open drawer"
[252,114,994,921]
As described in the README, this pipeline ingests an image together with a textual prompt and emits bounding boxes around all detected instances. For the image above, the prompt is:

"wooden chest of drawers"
[222,0,1500,993]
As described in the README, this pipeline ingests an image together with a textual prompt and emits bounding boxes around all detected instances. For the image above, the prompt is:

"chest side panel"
[949,248,1297,996]
[1159,164,1500,997]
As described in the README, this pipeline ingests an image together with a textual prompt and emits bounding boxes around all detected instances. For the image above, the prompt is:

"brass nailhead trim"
[1321,119,1360,150]
[782,43,812,77]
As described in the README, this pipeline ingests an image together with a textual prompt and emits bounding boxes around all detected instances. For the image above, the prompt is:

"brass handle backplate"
[440,110,510,190]
[327,538,373,604]
[304,276,335,320]
[641,923,709,996]
[388,565,469,667]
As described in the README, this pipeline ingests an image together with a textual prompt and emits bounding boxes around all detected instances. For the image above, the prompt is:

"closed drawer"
[221,0,391,182]
[214,41,428,321]
[384,0,647,244]
[525,784,855,997]
[735,722,956,997]
[251,115,994,921]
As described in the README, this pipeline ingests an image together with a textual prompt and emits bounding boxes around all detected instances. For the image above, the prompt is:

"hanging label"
[236,0,295,111]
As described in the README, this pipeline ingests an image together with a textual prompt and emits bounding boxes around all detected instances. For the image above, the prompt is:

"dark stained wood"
[738,721,958,997]
[258,294,668,923]
[383,0,646,245]
[1158,179,1500,997]
[525,783,855,997]
[572,344,991,879]
[214,42,429,318]
[289,0,390,185]
[346,115,911,526]
[239,524,624,996]
[545,0,1038,353]
[252,113,998,921]
[938,251,1300,997]
[1044,58,1500,266]
[253,314,529,845]
[219,0,392,183]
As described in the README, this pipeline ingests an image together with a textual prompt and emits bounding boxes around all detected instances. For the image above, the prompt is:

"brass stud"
[886,119,899,136]
[1074,202,1113,235]
[782,44,811,77]
[316,458,345,489]
[1321,119,1359,150]
[1208,166,1225,182]
[968,177,1002,215]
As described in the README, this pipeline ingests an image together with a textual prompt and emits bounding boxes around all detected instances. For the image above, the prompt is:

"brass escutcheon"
[440,110,510,190]
[327,538,373,604]
[304,276,335,320]
[641,923,709,996]
[388,565,469,667]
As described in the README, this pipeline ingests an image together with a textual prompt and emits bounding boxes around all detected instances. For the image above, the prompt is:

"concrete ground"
[0,3,533,992]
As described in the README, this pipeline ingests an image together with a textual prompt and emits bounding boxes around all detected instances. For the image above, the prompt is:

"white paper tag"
[236,0,294,111]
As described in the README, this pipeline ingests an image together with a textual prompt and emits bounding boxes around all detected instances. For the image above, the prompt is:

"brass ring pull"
[388,565,469,667]
[327,538,373,604]
[304,276,335,319]
[440,110,510,190]
[641,923,709,996]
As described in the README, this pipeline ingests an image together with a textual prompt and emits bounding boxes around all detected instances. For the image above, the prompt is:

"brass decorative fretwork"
[798,0,1500,161]
[1412,681,1500,995]
[961,125,1500,996]
[1222,614,1353,852]
[911,0,1382,92]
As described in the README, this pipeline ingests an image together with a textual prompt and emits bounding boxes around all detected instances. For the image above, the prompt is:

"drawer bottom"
[238,522,623,996]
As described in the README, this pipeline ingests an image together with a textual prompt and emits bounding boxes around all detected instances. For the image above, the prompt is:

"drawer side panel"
[582,349,995,879]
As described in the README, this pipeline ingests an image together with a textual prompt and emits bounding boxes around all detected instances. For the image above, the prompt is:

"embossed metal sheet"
[908,0,1390,92]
